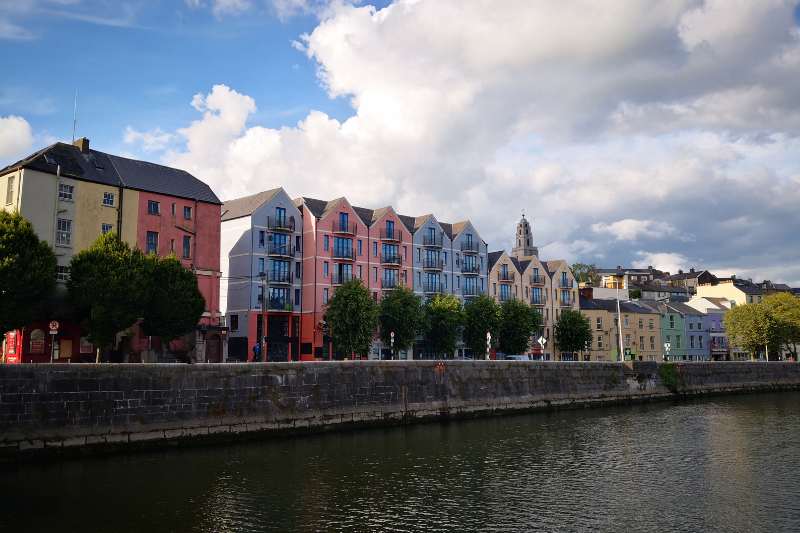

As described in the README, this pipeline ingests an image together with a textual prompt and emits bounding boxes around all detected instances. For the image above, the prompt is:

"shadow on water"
[2,393,800,532]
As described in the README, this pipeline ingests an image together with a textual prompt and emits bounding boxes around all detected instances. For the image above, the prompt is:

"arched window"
[29,329,45,354]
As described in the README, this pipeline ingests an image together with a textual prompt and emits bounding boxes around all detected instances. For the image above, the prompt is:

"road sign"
[48,320,60,334]
[538,336,547,347]
[664,342,671,352]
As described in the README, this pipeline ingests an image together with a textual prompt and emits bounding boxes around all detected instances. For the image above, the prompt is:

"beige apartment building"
[580,298,663,361]
[696,277,764,306]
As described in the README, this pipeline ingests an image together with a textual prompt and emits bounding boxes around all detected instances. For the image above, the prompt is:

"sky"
[2,0,800,285]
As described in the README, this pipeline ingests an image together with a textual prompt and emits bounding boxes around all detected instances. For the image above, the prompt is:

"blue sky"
[2,1,800,285]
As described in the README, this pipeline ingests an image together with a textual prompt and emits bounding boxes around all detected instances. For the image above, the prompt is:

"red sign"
[4,332,20,364]
[49,321,60,331]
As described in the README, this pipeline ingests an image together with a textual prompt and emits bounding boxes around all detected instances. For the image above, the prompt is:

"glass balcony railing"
[267,216,294,232]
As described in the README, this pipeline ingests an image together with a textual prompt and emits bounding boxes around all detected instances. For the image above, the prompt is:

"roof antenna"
[71,89,78,143]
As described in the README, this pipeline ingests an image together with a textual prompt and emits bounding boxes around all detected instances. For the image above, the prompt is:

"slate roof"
[579,297,617,312]
[1,141,221,204]
[221,188,281,221]
[667,269,710,281]
[634,283,690,294]
[398,214,416,233]
[488,251,504,270]
[543,260,566,276]
[665,301,704,316]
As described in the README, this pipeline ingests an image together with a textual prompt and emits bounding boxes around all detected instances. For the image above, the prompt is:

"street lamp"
[616,285,625,363]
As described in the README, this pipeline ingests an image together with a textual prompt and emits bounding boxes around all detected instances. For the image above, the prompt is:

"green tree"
[571,263,600,286]
[0,211,57,333]
[498,299,541,354]
[324,279,378,358]
[554,309,593,356]
[629,288,642,299]
[68,233,147,351]
[140,254,205,355]
[463,295,501,358]
[724,303,778,360]
[761,293,800,359]
[379,286,423,358]
[422,294,464,357]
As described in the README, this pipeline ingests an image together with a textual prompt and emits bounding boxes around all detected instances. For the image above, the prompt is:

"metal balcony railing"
[382,278,400,289]
[423,257,444,270]
[559,279,575,289]
[379,228,401,241]
[530,294,547,306]
[462,286,482,297]
[381,254,402,266]
[423,234,443,247]
[267,271,292,284]
[268,243,294,257]
[461,263,479,274]
[266,216,294,232]
[332,272,353,285]
[559,295,574,306]
[333,221,357,235]
[332,248,356,260]
[530,275,545,285]
[461,241,480,253]
[424,282,442,293]
[498,272,515,283]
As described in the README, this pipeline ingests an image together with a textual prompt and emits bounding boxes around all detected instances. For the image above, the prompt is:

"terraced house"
[1,138,224,363]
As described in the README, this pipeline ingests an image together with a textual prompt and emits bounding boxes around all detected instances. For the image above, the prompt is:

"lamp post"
[616,285,625,362]
[390,330,395,360]
[260,271,267,361]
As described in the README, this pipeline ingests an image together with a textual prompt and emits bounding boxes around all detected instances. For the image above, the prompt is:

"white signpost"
[486,331,492,360]
[390,331,395,360]
[538,336,547,360]
[49,320,59,363]
[664,342,671,361]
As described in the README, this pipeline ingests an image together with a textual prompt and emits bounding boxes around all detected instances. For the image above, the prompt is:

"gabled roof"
[221,188,281,222]
[351,205,374,226]
[298,196,335,219]
[579,297,617,312]
[667,269,712,281]
[665,301,704,316]
[439,222,453,239]
[488,251,504,270]
[634,283,690,293]
[398,214,416,233]
[543,260,567,276]
[1,141,221,204]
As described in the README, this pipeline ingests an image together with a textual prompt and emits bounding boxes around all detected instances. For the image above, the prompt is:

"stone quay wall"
[1,361,799,459]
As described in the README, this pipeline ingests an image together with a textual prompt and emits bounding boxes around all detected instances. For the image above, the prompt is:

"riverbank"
[2,361,799,461]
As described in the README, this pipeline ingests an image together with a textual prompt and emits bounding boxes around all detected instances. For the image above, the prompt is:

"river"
[2,392,800,532]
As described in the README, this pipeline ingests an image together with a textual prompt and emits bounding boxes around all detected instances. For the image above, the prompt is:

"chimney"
[678,269,684,275]
[73,137,90,153]
[616,265,622,270]
[690,268,695,273]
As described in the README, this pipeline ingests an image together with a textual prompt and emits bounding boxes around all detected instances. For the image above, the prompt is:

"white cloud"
[123,126,174,152]
[0,115,34,160]
[132,1,800,284]
[591,219,682,241]
[632,252,690,275]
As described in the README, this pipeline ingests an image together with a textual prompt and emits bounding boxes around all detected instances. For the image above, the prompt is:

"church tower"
[511,213,538,259]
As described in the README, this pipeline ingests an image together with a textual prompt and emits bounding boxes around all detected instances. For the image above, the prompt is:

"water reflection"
[2,394,800,532]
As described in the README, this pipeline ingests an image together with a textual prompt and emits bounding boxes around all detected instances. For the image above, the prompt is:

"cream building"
[696,277,764,306]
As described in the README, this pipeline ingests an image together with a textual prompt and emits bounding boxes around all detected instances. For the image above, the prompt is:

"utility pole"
[616,284,625,362]
[260,272,267,361]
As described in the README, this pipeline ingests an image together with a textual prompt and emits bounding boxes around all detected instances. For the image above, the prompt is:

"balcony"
[333,221,357,235]
[462,286,483,297]
[268,243,295,258]
[332,248,356,261]
[257,295,294,312]
[461,241,480,254]
[381,278,402,290]
[379,228,401,242]
[381,254,403,266]
[498,272,515,283]
[530,294,547,306]
[559,294,575,307]
[530,274,545,285]
[423,234,443,248]
[423,257,444,271]
[424,282,442,294]
[559,279,575,289]
[332,272,353,285]
[267,271,292,285]
[461,263,480,275]
[266,216,294,232]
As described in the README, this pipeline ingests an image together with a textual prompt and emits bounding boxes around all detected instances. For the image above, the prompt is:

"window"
[597,336,603,349]
[323,288,329,304]
[324,235,329,251]
[648,319,654,330]
[184,206,192,220]
[358,239,363,256]
[296,262,302,278]
[170,239,175,252]
[56,265,70,282]
[624,316,629,327]
[148,200,160,215]
[638,319,643,329]
[386,220,394,237]
[373,267,378,282]
[650,336,655,350]
[171,203,176,216]
[182,236,191,258]
[101,223,113,234]
[5,176,14,204]
[596,317,602,330]
[666,335,671,343]
[146,231,159,254]
[259,231,265,247]
[417,248,421,262]
[373,241,378,257]
[624,334,631,347]
[339,212,349,231]
[103,192,114,206]
[58,183,74,201]
[258,285,264,302]
[56,218,72,245]
[639,336,644,349]
[676,335,681,349]
[669,315,675,329]
[258,258,265,274]
[699,336,703,349]
[296,235,301,252]
[358,265,363,279]
[295,288,300,305]
[276,207,286,226]
[323,262,329,277]
[230,314,239,331]
[689,322,693,330]
[690,336,695,349]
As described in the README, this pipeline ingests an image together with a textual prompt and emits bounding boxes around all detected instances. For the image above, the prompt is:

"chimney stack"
[73,137,90,153]
[690,267,695,273]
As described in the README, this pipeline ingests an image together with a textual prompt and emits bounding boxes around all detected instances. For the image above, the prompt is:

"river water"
[2,393,800,532]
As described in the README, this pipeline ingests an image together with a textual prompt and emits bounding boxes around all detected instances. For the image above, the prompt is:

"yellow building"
[579,298,663,361]
[696,277,764,306]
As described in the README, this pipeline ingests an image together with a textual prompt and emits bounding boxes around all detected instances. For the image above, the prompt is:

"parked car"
[504,354,531,361]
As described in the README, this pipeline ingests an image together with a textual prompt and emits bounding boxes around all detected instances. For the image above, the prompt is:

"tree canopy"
[68,233,147,349]
[463,295,500,358]
[324,279,378,358]
[554,309,593,355]
[497,299,541,354]
[140,254,205,343]
[570,263,600,286]
[760,293,800,359]
[724,301,779,359]
[422,294,464,357]
[379,286,423,358]
[0,211,56,334]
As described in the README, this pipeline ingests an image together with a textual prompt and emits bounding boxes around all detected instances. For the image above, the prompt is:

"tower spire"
[511,211,538,259]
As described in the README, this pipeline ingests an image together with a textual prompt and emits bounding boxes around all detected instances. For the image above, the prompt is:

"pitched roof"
[352,205,374,226]
[634,283,690,293]
[667,269,710,281]
[665,301,704,316]
[488,251,504,270]
[398,214,416,233]
[543,260,566,276]
[1,141,221,204]
[221,188,281,221]
[579,297,617,312]
[439,222,453,239]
